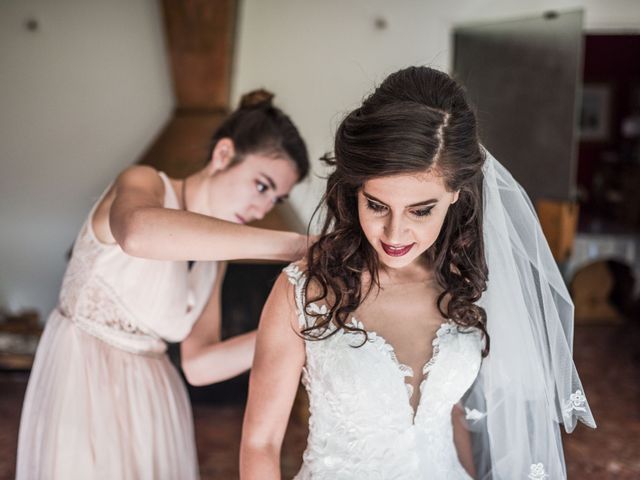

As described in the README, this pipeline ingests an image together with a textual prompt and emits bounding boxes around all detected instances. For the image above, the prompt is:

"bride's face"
[357,169,459,271]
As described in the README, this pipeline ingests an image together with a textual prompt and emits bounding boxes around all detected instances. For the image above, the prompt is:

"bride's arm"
[180,262,258,385]
[108,166,307,262]
[240,272,305,480]
[452,402,477,479]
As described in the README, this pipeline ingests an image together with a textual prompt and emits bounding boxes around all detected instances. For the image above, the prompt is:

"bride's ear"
[451,190,460,204]
[207,138,236,174]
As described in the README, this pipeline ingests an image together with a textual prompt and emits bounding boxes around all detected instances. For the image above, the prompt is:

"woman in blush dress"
[16,90,310,480]
[240,68,596,479]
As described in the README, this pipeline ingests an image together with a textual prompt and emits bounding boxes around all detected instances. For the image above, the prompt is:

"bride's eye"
[366,200,387,214]
[411,207,434,218]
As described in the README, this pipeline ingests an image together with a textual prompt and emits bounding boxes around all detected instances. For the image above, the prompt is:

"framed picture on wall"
[579,84,611,141]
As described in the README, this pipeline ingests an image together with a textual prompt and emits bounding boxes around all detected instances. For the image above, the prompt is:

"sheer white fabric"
[285,264,483,480]
[462,150,596,479]
[16,172,217,480]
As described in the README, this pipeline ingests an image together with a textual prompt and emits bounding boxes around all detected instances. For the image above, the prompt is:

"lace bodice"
[284,264,484,480]
[57,172,217,355]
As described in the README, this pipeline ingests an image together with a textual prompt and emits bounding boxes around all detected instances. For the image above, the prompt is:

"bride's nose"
[383,212,408,242]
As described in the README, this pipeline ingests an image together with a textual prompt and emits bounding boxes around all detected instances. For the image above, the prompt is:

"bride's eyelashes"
[366,200,387,214]
[411,206,434,218]
[365,199,434,218]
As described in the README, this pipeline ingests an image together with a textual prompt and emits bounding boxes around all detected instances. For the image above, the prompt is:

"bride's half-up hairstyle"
[304,66,490,356]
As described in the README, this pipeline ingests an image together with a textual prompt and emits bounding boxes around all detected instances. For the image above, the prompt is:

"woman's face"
[205,151,300,224]
[357,169,459,271]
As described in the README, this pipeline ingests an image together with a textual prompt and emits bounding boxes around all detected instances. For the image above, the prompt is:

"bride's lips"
[380,241,415,257]
[235,214,246,224]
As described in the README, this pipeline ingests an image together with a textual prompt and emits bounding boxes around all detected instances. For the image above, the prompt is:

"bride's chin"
[376,252,420,271]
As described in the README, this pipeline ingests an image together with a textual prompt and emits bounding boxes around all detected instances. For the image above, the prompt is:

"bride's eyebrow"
[362,191,438,208]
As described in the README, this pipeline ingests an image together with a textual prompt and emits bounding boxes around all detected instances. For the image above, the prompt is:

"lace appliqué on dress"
[347,318,415,399]
[423,321,455,376]
[57,224,165,355]
[284,264,318,329]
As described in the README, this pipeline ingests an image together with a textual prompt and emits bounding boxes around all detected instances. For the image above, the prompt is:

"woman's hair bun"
[239,89,275,109]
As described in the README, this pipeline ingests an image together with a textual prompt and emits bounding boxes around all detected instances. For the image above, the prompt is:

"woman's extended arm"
[180,262,258,385]
[239,272,306,479]
[104,166,307,262]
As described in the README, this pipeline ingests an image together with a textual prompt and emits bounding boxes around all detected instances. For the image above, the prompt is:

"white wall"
[0,0,173,317]
[231,0,640,226]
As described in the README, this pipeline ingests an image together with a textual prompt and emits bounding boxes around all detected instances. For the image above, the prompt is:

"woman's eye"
[366,200,387,214]
[256,181,268,193]
[411,207,434,217]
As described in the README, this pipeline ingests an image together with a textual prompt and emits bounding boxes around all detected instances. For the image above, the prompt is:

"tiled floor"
[561,323,640,479]
[1,323,638,479]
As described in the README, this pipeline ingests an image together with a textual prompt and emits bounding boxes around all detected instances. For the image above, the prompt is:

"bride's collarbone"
[358,284,443,324]
[355,298,446,350]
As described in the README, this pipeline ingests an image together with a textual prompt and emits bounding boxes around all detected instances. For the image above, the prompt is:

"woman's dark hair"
[208,89,309,181]
[303,66,490,356]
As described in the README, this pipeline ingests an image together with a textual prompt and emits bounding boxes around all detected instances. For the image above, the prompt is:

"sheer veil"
[463,149,596,479]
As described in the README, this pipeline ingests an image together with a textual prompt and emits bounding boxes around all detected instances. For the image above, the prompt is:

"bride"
[239,66,596,479]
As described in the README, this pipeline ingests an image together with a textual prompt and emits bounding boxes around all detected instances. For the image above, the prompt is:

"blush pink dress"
[16,172,218,480]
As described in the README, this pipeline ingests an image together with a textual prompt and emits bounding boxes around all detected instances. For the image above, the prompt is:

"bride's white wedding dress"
[284,264,483,480]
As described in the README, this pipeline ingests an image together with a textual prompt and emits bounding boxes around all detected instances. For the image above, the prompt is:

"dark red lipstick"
[380,241,415,257]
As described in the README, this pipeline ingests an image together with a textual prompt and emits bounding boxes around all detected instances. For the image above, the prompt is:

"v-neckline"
[345,315,453,424]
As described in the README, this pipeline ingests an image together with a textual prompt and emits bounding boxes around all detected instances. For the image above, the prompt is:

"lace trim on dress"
[57,226,166,355]
[423,322,456,376]
[59,274,167,355]
[284,264,310,328]
[285,263,458,404]
[69,310,167,356]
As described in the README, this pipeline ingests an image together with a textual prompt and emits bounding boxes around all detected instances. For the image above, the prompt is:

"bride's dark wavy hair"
[303,66,490,356]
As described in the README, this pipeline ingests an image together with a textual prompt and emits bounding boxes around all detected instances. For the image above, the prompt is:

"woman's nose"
[251,196,273,221]
[383,212,406,242]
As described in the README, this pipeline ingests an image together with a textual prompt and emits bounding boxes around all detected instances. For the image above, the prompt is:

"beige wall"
[231,0,640,225]
[0,0,173,316]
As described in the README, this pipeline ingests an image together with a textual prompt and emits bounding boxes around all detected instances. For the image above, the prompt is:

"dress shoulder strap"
[283,263,310,329]
[156,171,180,209]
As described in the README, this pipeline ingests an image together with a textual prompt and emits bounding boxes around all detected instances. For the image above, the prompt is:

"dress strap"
[157,171,180,209]
[283,263,309,328]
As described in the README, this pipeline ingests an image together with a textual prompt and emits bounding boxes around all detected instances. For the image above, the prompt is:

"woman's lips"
[235,214,246,224]
[380,241,415,257]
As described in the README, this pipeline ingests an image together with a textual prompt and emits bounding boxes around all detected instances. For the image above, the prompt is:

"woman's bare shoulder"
[113,165,164,194]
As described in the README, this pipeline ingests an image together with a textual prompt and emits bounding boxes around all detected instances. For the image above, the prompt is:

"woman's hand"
[181,262,258,386]
[181,330,257,386]
[288,233,318,262]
